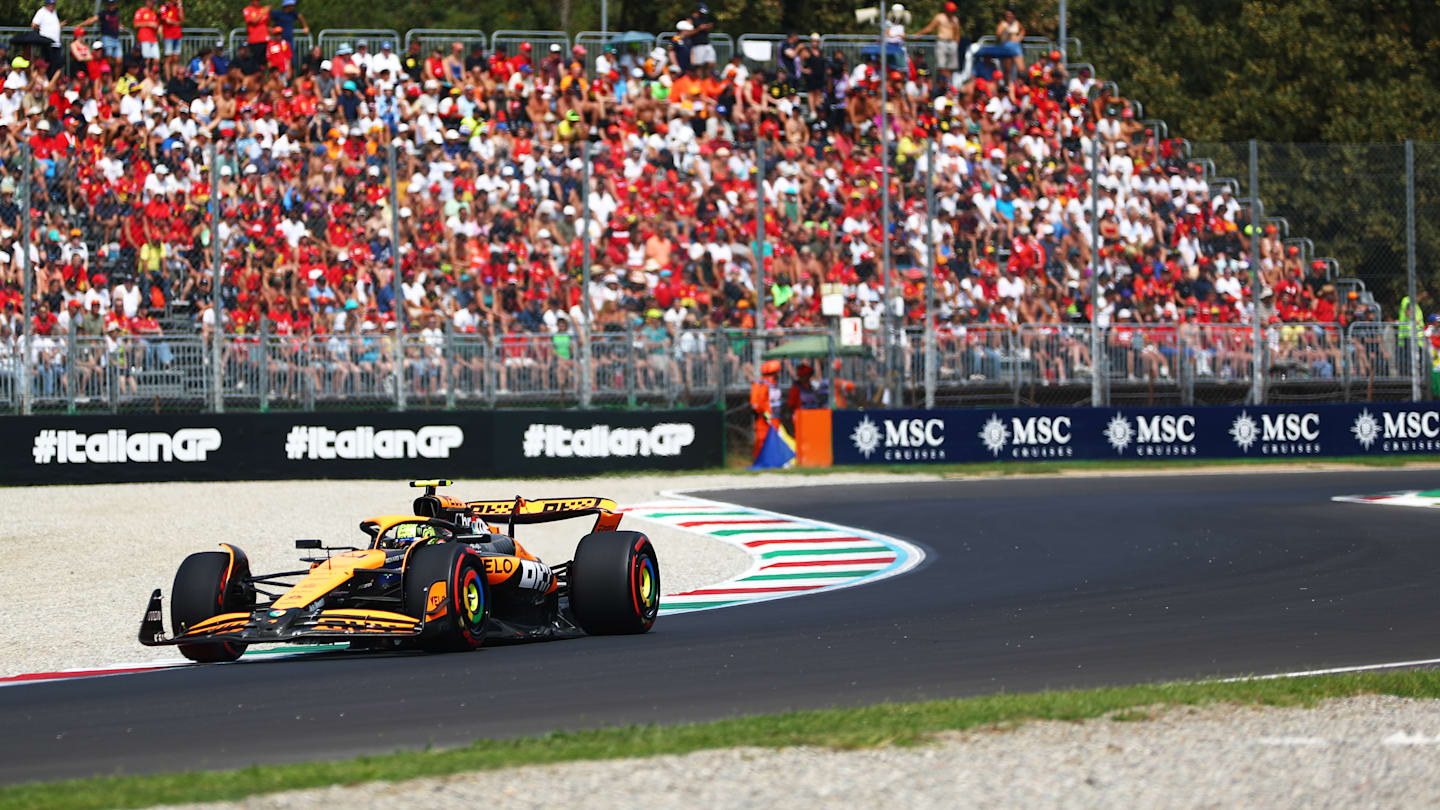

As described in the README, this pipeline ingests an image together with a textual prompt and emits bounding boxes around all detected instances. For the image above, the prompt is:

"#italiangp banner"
[831,403,1440,465]
[0,409,723,485]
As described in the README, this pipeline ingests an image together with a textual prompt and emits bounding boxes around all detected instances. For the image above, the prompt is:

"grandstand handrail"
[574,30,655,77]
[315,28,402,59]
[1262,217,1290,238]
[488,29,570,56]
[735,33,787,70]
[404,28,487,52]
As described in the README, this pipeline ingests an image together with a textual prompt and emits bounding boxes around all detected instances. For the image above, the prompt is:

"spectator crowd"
[0,0,1381,394]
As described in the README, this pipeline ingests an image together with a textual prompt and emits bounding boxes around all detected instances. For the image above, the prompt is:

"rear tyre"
[404,544,488,652]
[171,550,253,663]
[569,531,660,635]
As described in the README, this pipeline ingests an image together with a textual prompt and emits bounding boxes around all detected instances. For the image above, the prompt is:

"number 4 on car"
[138,480,660,662]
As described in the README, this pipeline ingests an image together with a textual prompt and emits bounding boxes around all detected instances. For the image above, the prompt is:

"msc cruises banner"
[832,403,1440,465]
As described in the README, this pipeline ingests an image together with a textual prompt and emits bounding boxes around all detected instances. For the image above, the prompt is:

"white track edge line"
[1218,657,1440,682]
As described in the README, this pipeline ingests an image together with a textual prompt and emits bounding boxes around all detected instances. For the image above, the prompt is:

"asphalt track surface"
[6,469,1440,784]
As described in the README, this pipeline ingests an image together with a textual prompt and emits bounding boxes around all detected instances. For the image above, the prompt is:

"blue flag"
[750,420,796,469]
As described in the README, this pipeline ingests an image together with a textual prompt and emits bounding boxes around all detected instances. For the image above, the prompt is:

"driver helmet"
[380,521,437,549]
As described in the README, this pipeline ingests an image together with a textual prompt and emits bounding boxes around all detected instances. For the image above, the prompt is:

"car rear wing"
[465,497,622,534]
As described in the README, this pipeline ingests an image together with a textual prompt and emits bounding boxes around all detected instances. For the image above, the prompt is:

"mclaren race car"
[139,481,660,662]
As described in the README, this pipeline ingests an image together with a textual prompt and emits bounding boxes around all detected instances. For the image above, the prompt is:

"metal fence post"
[924,135,937,410]
[879,60,895,408]
[388,140,406,412]
[488,333,500,407]
[210,138,224,414]
[714,322,725,406]
[259,317,270,412]
[580,144,594,409]
[1407,139,1421,401]
[444,321,456,410]
[754,137,766,384]
[65,317,77,414]
[302,337,315,411]
[626,318,638,408]
[1248,139,1264,405]
[1089,135,1103,407]
[19,141,31,416]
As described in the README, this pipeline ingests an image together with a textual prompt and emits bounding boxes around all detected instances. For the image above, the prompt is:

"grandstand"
[0,7,1412,413]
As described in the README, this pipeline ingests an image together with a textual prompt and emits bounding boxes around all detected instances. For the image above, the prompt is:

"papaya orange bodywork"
[425,580,448,619]
[273,549,389,609]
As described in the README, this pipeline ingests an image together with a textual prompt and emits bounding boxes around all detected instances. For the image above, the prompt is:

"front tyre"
[569,531,660,635]
[404,544,488,652]
[171,549,253,663]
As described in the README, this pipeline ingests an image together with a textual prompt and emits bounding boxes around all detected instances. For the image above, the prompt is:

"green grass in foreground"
[8,670,1440,810]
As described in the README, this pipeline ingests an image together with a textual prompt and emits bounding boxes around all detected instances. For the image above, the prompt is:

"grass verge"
[8,670,1440,809]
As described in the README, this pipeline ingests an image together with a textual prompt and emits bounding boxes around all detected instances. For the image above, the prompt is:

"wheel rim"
[460,569,483,624]
[633,554,659,620]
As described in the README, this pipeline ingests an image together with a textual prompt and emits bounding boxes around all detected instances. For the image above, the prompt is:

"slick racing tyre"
[405,544,488,652]
[172,549,254,663]
[569,531,660,635]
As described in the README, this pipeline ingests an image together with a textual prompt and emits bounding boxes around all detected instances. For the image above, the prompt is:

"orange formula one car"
[139,481,660,662]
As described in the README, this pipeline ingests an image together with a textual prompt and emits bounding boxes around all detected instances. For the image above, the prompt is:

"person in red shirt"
[158,0,183,78]
[133,0,161,66]
[265,26,292,76]
[243,3,271,72]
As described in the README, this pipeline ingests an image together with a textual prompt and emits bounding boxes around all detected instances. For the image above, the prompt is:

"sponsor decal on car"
[520,422,695,458]
[31,428,222,464]
[283,425,463,460]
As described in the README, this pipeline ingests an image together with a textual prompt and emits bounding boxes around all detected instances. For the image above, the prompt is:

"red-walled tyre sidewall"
[171,550,252,663]
[405,544,487,652]
[570,531,660,635]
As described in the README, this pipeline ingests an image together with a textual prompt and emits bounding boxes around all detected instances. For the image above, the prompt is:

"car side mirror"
[295,539,322,549]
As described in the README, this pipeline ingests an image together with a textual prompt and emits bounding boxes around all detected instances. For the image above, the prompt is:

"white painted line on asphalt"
[1220,657,1440,682]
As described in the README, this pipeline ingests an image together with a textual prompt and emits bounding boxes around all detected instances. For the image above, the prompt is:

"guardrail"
[0,323,1420,414]
[13,23,1072,83]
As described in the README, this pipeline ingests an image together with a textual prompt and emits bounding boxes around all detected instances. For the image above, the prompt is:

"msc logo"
[850,416,946,461]
[1230,411,1321,454]
[979,414,1073,459]
[1262,413,1320,442]
[1103,414,1197,456]
[886,418,945,447]
[1352,409,1440,451]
